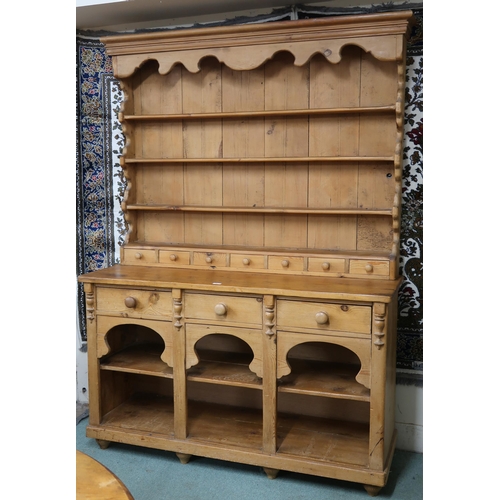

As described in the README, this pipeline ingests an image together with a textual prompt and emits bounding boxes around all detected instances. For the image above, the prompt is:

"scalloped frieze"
[104,12,413,77]
[113,35,403,78]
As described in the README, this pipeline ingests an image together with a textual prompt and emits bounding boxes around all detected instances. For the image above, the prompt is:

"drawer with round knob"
[184,293,262,326]
[307,257,345,274]
[192,252,228,267]
[276,299,371,335]
[95,287,172,319]
[230,254,265,270]
[158,250,191,266]
[349,260,389,277]
[268,256,304,272]
[122,248,157,265]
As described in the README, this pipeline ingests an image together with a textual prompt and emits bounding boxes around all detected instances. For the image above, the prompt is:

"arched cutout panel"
[286,341,362,366]
[277,332,371,389]
[96,316,173,367]
[185,324,263,378]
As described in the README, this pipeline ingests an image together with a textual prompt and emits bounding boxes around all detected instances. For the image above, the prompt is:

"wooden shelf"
[124,156,395,164]
[187,360,262,389]
[277,412,369,467]
[188,401,263,450]
[99,393,369,466]
[278,360,370,402]
[126,205,393,216]
[100,345,173,378]
[101,392,175,436]
[122,105,396,121]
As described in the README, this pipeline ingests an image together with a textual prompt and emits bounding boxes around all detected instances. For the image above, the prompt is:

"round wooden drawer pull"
[124,297,136,308]
[322,262,330,270]
[365,264,374,273]
[242,258,251,266]
[214,303,227,316]
[206,256,213,264]
[315,311,329,325]
[169,254,177,261]
[281,259,290,268]
[135,252,143,259]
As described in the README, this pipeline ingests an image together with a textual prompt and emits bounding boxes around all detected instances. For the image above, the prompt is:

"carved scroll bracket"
[84,283,95,323]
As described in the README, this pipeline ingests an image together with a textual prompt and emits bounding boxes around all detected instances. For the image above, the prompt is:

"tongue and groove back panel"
[105,12,410,279]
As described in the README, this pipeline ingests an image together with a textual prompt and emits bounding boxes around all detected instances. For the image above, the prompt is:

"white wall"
[76,305,89,404]
[395,382,423,452]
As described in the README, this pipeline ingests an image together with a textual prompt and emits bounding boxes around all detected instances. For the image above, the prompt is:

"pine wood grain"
[83,13,413,494]
[77,451,134,500]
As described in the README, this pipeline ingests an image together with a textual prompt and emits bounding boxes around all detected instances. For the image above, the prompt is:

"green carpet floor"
[76,417,422,500]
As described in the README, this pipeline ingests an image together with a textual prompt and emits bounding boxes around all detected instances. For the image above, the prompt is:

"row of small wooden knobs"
[123,297,330,325]
[135,252,374,272]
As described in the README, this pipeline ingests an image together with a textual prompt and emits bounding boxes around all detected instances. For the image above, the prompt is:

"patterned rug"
[76,6,423,377]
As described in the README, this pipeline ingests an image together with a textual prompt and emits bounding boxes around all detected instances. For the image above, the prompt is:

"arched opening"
[277,341,370,426]
[285,341,362,370]
[186,333,263,449]
[193,333,254,367]
[97,323,174,435]
[102,323,166,360]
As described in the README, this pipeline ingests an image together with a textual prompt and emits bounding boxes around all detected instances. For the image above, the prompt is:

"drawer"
[276,299,371,335]
[307,257,345,273]
[122,248,157,265]
[96,287,172,319]
[268,256,304,272]
[193,252,228,267]
[159,250,191,266]
[184,293,262,326]
[349,259,389,276]
[230,253,266,270]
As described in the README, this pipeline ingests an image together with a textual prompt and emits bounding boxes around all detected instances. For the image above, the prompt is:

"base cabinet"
[81,269,399,496]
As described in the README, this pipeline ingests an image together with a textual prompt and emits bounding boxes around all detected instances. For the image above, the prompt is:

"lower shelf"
[277,413,369,467]
[101,392,175,437]
[98,392,369,467]
[187,401,263,450]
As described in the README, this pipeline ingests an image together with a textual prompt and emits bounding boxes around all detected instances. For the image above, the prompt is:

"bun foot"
[96,439,110,449]
[176,453,191,464]
[364,485,382,496]
[263,467,279,479]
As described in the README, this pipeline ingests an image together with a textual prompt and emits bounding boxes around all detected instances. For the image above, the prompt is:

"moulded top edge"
[100,11,415,56]
[78,265,403,302]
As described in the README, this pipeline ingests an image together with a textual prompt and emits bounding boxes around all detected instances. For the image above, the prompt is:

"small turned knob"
[169,254,177,261]
[315,311,329,325]
[134,252,143,260]
[365,264,374,273]
[214,303,227,316]
[322,262,330,270]
[242,258,251,266]
[124,296,136,308]
[281,259,290,268]
[206,256,213,264]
